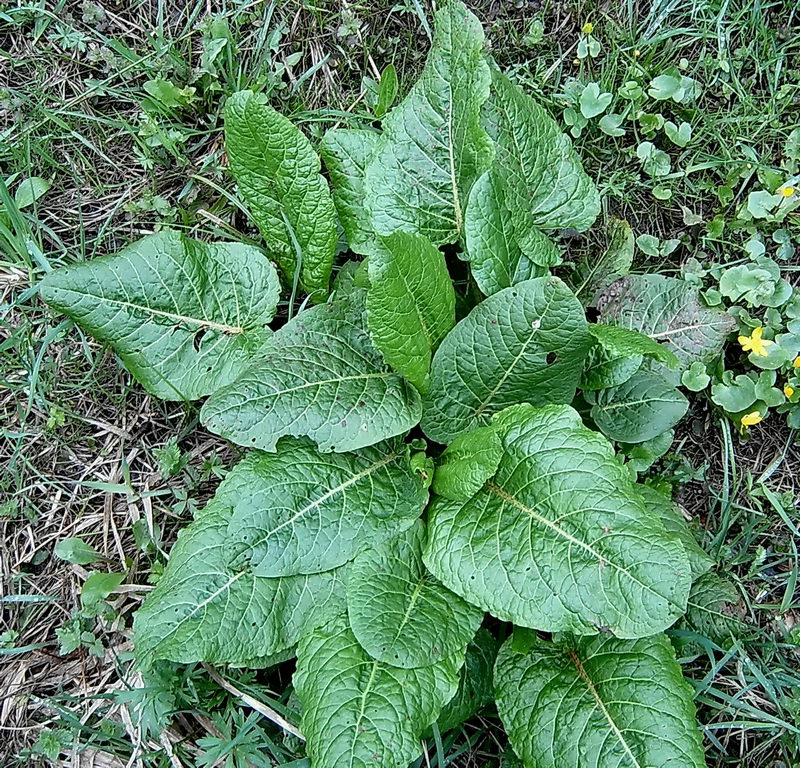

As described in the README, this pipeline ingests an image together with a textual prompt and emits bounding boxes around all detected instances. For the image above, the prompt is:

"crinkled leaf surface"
[679,572,747,646]
[201,298,422,453]
[495,631,707,768]
[221,438,426,577]
[591,370,689,444]
[319,128,380,255]
[597,274,736,369]
[347,521,482,668]
[484,69,600,234]
[431,425,503,500]
[225,90,337,298]
[464,170,553,296]
[424,404,691,638]
[365,1,493,245]
[367,232,455,391]
[568,218,634,304]
[589,323,679,367]
[133,502,346,666]
[580,343,642,391]
[294,613,462,768]
[436,628,498,733]
[421,277,590,444]
[39,231,279,401]
[639,485,713,579]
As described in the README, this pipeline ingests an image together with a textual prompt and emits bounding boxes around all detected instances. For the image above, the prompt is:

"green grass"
[1,0,798,766]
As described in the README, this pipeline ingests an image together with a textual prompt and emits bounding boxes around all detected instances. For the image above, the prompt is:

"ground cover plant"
[2,1,799,767]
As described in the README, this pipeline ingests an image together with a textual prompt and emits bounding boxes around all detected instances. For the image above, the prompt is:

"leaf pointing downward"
[495,631,707,768]
[39,231,280,401]
[365,1,493,245]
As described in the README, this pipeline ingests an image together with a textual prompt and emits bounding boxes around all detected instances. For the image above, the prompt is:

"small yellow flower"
[795,356,800,369]
[738,326,774,357]
[633,49,641,58]
[582,22,594,35]
[741,411,763,427]
[573,57,580,65]
[785,384,795,398]
[780,185,796,198]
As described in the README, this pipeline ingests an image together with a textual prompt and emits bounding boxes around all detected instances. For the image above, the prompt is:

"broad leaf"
[432,425,503,500]
[597,274,736,369]
[580,343,642,391]
[436,628,498,733]
[421,277,590,444]
[484,69,600,234]
[464,170,553,296]
[201,298,422,453]
[39,231,280,401]
[569,218,634,303]
[679,572,747,646]
[319,128,380,255]
[639,485,713,579]
[367,232,456,391]
[221,438,426,576]
[133,502,346,665]
[365,1,493,245]
[589,323,679,367]
[294,613,462,768]
[590,370,689,443]
[495,631,707,768]
[225,90,337,298]
[347,521,482,668]
[424,404,692,638]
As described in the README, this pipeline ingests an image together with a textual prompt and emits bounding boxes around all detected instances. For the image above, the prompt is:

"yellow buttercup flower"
[781,185,796,198]
[738,326,773,357]
[795,356,800,368]
[785,384,795,398]
[582,22,594,35]
[741,411,763,427]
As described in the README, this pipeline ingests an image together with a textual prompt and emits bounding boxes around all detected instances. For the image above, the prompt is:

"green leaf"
[590,371,689,443]
[580,343,642,391]
[598,112,625,137]
[464,170,552,296]
[421,277,590,444]
[54,537,101,565]
[589,323,679,367]
[597,274,736,370]
[484,69,600,233]
[679,572,746,646]
[201,298,422,453]
[81,572,125,609]
[664,119,692,147]
[40,231,280,401]
[636,141,671,177]
[365,1,493,245]
[578,81,612,118]
[366,232,456,391]
[319,128,380,255]
[682,361,711,391]
[223,438,426,577]
[15,176,50,209]
[294,613,462,768]
[619,429,674,475]
[425,404,691,638]
[436,628,498,733]
[347,521,482,668]
[375,63,399,118]
[710,371,758,412]
[133,502,346,665]
[495,632,706,768]
[224,90,337,298]
[568,218,634,304]
[432,425,503,500]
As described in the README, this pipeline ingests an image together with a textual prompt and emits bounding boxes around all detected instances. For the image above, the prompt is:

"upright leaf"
[347,521,482,668]
[223,438,426,576]
[597,274,736,369]
[421,277,590,444]
[464,170,554,296]
[424,404,691,638]
[580,343,643,391]
[365,1,493,245]
[319,128,380,255]
[495,631,707,768]
[432,424,503,500]
[568,218,634,303]
[589,323,679,367]
[484,69,600,234]
[294,613,462,768]
[590,371,689,443]
[225,90,337,298]
[133,502,346,666]
[367,232,456,391]
[201,298,422,453]
[39,231,280,401]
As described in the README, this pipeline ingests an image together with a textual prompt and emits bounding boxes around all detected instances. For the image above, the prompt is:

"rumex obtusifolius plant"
[40,3,737,766]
